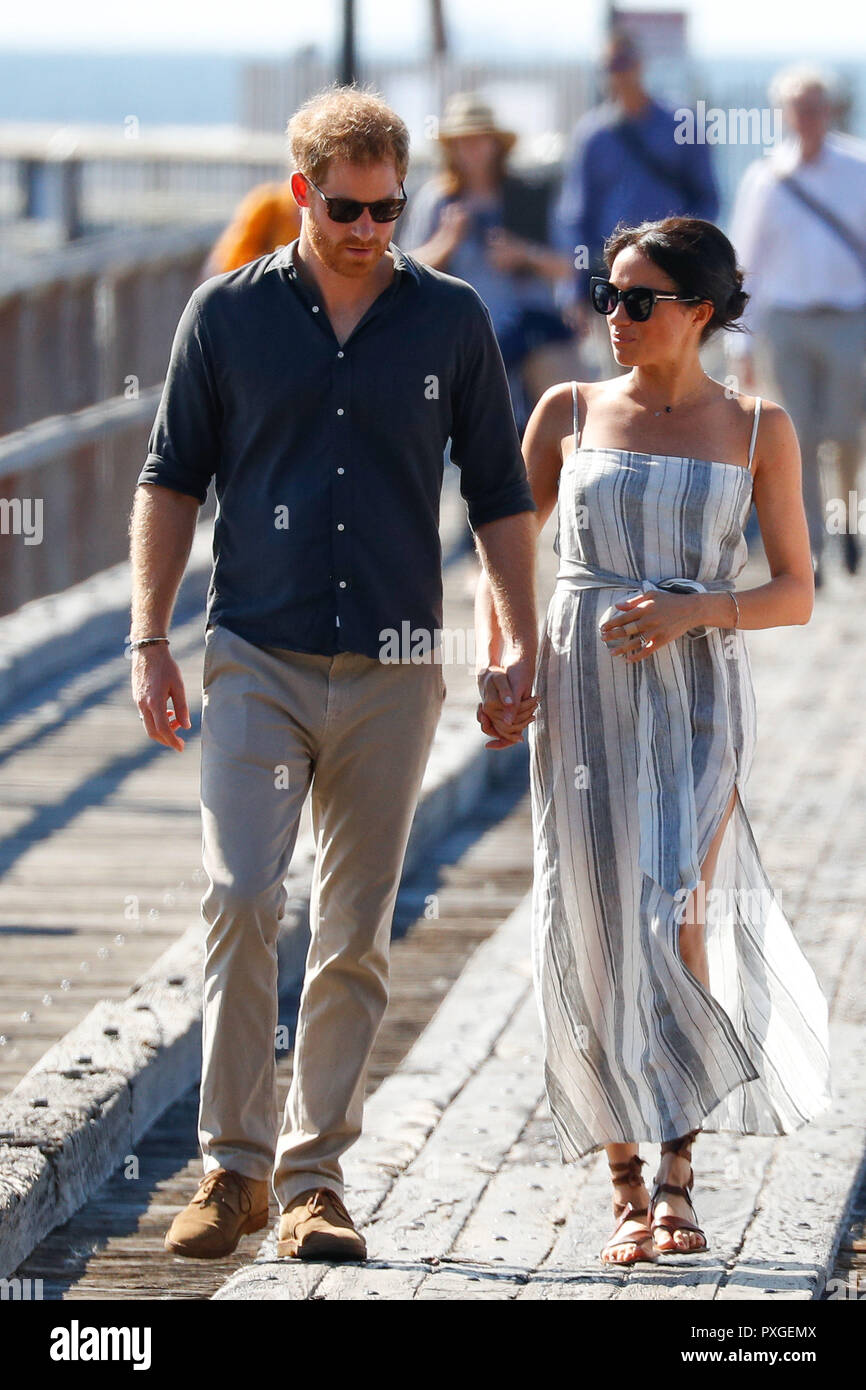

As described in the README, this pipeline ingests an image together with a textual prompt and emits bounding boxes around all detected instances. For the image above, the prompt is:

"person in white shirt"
[727,65,866,582]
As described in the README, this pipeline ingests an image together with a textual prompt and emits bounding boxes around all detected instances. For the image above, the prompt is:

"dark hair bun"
[723,270,749,326]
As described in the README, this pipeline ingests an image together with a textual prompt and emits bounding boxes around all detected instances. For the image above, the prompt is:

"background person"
[554,29,720,377]
[727,64,866,583]
[202,179,301,278]
[401,91,574,429]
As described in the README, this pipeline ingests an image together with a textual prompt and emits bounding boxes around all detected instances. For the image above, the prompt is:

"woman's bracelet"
[127,635,170,652]
[726,591,740,628]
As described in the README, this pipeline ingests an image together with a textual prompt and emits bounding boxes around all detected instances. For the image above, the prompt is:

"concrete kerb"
[0,696,526,1280]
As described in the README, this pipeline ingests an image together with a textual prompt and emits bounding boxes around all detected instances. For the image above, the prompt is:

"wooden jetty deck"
[4,511,866,1302]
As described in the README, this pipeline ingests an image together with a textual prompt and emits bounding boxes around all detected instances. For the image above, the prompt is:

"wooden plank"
[14,767,536,1298]
[273,993,545,1301]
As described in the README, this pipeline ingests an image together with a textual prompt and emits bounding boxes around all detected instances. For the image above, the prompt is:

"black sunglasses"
[590,276,703,323]
[303,174,408,224]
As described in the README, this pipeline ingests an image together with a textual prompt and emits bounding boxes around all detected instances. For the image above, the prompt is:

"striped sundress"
[528,382,832,1160]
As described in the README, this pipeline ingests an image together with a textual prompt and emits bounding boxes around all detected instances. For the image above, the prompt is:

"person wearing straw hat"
[401,92,574,427]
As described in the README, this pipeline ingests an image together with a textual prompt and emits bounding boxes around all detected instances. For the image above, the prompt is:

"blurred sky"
[2,0,864,58]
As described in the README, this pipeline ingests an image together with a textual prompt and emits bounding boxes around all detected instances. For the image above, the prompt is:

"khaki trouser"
[196,622,445,1211]
[755,304,866,560]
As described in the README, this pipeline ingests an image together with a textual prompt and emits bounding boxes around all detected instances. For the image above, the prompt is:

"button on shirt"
[727,132,866,354]
[137,238,536,658]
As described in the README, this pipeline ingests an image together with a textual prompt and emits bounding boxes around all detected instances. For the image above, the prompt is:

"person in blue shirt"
[555,30,720,367]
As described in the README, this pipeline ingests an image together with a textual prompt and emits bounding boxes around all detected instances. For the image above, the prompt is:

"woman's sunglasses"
[589,276,703,323]
[303,174,408,224]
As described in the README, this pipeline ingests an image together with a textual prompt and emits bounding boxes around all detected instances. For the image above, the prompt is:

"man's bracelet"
[127,635,170,652]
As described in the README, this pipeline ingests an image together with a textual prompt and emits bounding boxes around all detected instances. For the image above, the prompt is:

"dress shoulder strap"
[748,396,762,471]
[572,380,581,449]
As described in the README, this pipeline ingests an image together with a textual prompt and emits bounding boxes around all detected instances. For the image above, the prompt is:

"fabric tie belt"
[554,557,736,898]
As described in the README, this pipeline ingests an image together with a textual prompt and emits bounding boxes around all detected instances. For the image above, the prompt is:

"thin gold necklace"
[630,377,711,418]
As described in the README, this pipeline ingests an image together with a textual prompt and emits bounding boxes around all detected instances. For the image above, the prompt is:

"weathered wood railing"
[0,225,221,437]
[0,389,216,616]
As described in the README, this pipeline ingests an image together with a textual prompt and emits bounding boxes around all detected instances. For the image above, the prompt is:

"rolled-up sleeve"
[449,292,537,532]
[137,291,221,504]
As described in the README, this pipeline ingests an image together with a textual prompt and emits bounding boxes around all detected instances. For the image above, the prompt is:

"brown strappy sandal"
[600,1153,658,1265]
[649,1128,708,1255]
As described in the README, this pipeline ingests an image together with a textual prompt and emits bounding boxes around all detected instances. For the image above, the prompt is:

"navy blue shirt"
[137,237,536,658]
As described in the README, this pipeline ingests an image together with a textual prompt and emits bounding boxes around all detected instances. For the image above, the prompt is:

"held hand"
[599,591,702,662]
[477,659,540,749]
[132,646,191,751]
[477,692,539,748]
[478,704,534,749]
[502,650,538,709]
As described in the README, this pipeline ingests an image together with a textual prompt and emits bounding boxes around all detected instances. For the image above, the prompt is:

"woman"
[400,92,574,427]
[475,216,832,1265]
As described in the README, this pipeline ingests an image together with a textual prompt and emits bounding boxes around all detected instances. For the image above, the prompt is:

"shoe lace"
[307,1187,353,1224]
[194,1169,254,1214]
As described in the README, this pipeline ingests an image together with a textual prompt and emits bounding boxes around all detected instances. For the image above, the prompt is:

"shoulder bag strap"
[777,173,866,277]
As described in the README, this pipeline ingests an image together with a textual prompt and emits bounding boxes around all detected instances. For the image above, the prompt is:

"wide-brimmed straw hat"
[437,93,517,152]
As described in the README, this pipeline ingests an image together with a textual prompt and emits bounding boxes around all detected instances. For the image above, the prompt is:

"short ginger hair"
[287,85,410,184]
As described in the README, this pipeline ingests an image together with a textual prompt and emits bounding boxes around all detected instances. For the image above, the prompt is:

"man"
[129,86,538,1262]
[554,29,719,375]
[727,65,866,582]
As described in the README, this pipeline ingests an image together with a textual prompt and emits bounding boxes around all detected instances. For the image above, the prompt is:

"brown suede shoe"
[164,1168,269,1258]
[277,1186,367,1261]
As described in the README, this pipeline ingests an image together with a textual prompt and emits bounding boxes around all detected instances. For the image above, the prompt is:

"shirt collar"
[269,237,420,285]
